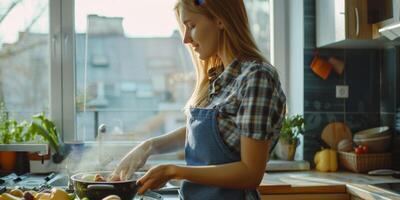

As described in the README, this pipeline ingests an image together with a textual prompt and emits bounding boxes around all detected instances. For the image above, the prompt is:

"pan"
[71,171,162,200]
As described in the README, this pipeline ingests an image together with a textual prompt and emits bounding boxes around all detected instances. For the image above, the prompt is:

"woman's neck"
[218,52,234,68]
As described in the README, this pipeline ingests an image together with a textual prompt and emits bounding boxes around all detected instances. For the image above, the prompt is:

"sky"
[0,0,179,45]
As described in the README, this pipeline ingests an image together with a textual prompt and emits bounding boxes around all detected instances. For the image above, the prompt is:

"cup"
[310,56,333,80]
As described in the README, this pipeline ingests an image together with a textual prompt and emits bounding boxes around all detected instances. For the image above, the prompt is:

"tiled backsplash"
[303,0,400,170]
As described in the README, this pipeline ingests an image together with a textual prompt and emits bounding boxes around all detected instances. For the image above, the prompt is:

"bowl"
[353,134,392,153]
[353,126,390,140]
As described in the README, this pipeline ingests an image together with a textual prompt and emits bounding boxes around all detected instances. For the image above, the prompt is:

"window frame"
[50,0,76,143]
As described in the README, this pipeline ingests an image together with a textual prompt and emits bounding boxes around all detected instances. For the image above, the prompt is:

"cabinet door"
[346,0,372,39]
[316,0,346,47]
[350,195,365,200]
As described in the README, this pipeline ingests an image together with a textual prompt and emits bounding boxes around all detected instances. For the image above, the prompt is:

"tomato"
[355,147,363,155]
[362,145,368,153]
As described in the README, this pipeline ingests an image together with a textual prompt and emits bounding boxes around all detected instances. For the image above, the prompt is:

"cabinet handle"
[354,7,359,37]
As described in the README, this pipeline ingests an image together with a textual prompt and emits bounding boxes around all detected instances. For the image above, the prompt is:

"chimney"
[87,15,124,36]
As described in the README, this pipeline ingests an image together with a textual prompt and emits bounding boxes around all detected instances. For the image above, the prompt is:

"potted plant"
[274,114,305,160]
[0,104,69,170]
[27,112,70,163]
[0,102,29,171]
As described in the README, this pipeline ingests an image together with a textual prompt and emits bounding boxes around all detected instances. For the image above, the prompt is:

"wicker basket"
[338,151,392,173]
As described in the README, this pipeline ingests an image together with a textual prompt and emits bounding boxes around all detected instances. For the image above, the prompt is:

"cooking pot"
[71,171,145,200]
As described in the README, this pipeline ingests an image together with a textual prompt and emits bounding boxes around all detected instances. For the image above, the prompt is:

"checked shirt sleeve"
[236,68,286,141]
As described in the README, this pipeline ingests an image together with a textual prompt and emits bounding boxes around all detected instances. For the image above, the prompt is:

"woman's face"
[179,7,221,60]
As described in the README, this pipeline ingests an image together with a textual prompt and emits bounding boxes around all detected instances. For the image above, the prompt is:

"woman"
[111,0,286,199]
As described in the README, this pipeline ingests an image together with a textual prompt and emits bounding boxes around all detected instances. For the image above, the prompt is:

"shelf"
[0,144,48,155]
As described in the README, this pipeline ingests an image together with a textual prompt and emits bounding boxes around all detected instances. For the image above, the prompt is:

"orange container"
[310,56,333,80]
[0,151,17,171]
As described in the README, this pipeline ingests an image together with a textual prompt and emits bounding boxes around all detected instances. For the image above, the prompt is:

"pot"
[71,171,139,200]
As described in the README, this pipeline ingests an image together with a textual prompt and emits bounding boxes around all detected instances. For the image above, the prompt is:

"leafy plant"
[0,102,38,144]
[0,105,69,163]
[279,115,305,144]
[0,102,12,144]
[28,112,69,163]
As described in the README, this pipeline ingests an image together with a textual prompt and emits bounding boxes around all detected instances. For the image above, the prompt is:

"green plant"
[27,112,69,163]
[0,102,40,144]
[27,112,61,153]
[279,115,305,144]
[0,104,69,163]
[0,102,13,144]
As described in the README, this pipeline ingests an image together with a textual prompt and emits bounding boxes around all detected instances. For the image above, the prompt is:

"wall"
[303,0,400,169]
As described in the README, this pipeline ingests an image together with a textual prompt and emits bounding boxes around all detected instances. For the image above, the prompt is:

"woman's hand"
[110,142,152,181]
[137,164,177,195]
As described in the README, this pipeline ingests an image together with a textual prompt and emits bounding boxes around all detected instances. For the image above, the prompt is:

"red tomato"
[355,147,363,155]
[362,145,368,153]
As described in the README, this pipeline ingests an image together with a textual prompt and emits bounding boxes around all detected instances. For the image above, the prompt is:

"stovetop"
[0,172,180,200]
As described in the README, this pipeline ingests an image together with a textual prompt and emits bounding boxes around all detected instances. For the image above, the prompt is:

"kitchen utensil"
[353,126,391,140]
[337,139,353,152]
[310,55,333,80]
[368,169,400,176]
[71,171,140,200]
[328,57,345,75]
[321,122,352,150]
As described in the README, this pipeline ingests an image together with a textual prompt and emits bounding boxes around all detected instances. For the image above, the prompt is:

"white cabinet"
[316,0,374,48]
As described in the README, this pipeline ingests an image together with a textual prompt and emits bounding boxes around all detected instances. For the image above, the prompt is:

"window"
[1,0,272,147]
[245,0,270,60]
[0,0,50,121]
[74,0,195,142]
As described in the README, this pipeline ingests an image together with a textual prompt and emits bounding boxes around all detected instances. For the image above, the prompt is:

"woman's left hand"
[137,164,177,195]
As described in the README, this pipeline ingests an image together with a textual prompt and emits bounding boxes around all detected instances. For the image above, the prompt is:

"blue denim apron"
[179,108,259,200]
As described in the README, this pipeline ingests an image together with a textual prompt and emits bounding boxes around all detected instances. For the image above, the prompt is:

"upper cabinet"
[316,0,372,48]
[316,0,397,48]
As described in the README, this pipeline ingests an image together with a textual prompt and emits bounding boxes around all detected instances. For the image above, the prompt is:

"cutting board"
[321,122,352,150]
[258,173,346,194]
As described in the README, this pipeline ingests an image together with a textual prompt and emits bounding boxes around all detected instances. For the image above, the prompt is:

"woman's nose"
[183,31,192,44]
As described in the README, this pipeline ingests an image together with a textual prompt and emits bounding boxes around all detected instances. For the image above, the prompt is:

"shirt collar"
[219,58,241,86]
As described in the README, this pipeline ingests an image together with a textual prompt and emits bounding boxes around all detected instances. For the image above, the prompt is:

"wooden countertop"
[257,171,400,199]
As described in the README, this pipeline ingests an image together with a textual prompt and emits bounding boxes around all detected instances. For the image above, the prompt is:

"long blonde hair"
[175,0,267,109]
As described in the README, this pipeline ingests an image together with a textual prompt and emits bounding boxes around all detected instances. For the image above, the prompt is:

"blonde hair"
[175,0,267,109]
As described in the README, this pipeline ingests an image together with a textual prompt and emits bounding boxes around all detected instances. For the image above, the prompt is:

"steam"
[57,140,121,177]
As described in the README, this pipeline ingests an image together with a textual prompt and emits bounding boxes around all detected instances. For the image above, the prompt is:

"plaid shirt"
[206,59,286,154]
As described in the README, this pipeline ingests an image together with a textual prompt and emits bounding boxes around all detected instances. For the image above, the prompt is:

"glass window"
[245,0,270,60]
[73,0,271,143]
[74,0,195,142]
[0,0,50,120]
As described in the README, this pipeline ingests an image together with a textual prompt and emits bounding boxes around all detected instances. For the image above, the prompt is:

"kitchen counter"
[258,171,400,200]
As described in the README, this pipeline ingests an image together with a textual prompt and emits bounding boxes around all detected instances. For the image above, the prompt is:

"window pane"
[245,0,270,60]
[74,0,194,141]
[0,0,50,120]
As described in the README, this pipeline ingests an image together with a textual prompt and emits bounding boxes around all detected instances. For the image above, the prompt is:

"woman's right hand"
[110,141,152,181]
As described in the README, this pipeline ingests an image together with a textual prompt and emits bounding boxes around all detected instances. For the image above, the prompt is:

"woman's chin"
[197,53,210,61]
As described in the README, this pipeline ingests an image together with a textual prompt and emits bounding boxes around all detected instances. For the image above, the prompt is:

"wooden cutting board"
[321,122,352,150]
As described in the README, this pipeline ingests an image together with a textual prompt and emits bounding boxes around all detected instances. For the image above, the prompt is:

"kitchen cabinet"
[258,171,400,200]
[350,195,364,200]
[259,184,349,200]
[316,0,374,48]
